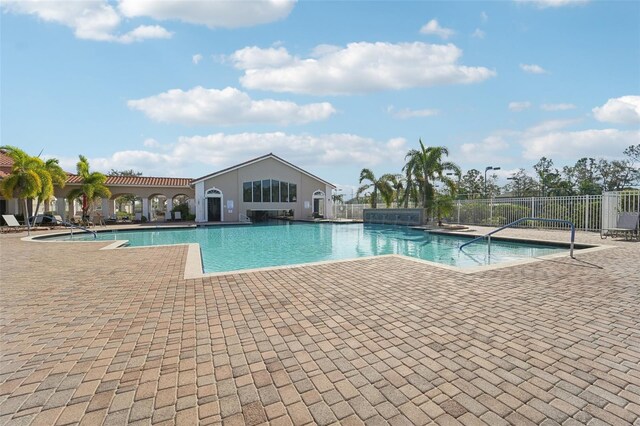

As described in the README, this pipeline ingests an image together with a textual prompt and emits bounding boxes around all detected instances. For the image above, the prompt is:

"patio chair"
[1,214,28,233]
[174,211,182,221]
[92,213,106,227]
[601,212,639,241]
[134,213,142,222]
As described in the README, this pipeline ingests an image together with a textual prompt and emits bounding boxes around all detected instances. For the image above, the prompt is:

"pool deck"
[0,225,638,425]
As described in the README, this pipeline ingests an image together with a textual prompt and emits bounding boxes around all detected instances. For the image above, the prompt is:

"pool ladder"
[44,215,97,239]
[459,217,575,258]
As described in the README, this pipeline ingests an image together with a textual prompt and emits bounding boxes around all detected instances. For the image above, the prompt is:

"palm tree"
[0,146,44,235]
[66,155,111,220]
[357,168,393,208]
[32,158,67,225]
[381,174,405,206]
[403,139,461,215]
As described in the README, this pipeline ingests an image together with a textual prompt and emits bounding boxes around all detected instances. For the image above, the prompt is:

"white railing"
[331,191,640,232]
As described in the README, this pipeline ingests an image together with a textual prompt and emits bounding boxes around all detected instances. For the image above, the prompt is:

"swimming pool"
[43,222,570,273]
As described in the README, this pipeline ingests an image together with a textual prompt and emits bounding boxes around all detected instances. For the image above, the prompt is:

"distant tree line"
[353,143,639,213]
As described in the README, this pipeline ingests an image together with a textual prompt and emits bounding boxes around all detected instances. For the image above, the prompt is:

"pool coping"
[24,226,614,279]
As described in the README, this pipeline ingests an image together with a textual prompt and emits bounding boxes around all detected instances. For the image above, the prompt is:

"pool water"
[47,222,568,273]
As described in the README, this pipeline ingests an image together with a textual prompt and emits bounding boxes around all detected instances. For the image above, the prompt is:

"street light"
[484,166,501,198]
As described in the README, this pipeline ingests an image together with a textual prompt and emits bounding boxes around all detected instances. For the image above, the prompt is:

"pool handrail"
[459,217,575,258]
[44,215,97,239]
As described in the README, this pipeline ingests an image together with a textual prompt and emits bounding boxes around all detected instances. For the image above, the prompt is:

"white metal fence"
[332,190,640,232]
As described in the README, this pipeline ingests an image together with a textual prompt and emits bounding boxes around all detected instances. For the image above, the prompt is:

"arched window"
[206,188,223,197]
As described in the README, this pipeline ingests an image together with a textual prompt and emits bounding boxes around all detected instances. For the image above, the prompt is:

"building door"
[207,197,221,222]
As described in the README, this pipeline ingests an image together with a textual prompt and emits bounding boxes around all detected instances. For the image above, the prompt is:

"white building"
[192,153,335,222]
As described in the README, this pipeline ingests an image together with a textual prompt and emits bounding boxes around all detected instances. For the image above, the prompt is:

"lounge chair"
[601,212,639,241]
[1,214,28,233]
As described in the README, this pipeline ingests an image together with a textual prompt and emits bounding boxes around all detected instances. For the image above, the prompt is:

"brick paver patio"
[0,226,638,425]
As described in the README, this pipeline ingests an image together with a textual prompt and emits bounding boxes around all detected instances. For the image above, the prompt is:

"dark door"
[313,198,320,215]
[207,198,221,221]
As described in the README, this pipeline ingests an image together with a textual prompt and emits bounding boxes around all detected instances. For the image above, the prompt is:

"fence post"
[531,197,535,219]
[457,201,461,224]
[584,195,589,231]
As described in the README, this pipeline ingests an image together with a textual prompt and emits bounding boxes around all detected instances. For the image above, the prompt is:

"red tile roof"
[0,152,192,187]
[66,175,192,187]
[0,151,14,167]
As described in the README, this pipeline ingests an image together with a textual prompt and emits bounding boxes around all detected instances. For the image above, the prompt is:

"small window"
[253,181,261,202]
[243,182,252,202]
[262,179,271,203]
[272,180,280,203]
[280,181,288,202]
[289,183,297,202]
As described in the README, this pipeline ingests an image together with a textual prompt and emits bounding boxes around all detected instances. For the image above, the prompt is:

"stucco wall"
[197,157,334,222]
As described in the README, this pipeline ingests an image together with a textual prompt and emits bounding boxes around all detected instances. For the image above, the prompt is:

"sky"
[2,0,639,195]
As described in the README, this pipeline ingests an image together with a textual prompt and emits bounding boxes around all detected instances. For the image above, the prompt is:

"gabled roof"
[66,175,192,187]
[192,153,336,188]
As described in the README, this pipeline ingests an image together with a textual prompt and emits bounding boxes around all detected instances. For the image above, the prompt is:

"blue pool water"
[45,222,568,273]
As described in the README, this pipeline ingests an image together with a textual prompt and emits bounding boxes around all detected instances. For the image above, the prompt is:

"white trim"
[192,154,336,188]
[205,187,224,222]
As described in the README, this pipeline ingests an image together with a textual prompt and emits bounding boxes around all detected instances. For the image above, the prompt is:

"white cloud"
[541,103,577,111]
[127,86,336,126]
[143,138,160,148]
[118,25,172,43]
[516,0,589,9]
[81,132,407,176]
[592,96,640,125]
[118,0,296,28]
[509,101,532,112]
[229,46,293,69]
[231,42,495,95]
[481,11,489,22]
[459,133,514,163]
[1,0,172,43]
[419,19,455,39]
[387,106,439,119]
[520,63,548,74]
[192,53,203,65]
[174,133,407,170]
[521,129,639,160]
[472,29,486,39]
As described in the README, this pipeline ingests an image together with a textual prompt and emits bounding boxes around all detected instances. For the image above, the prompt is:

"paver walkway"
[0,226,639,425]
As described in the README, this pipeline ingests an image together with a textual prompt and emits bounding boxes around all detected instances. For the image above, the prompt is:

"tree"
[505,169,537,197]
[357,168,393,208]
[403,139,460,214]
[66,155,111,220]
[568,158,601,195]
[381,174,405,206]
[32,158,67,225]
[0,146,44,235]
[459,169,483,199]
[533,157,562,197]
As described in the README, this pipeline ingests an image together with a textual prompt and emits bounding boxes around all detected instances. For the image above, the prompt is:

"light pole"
[484,166,501,198]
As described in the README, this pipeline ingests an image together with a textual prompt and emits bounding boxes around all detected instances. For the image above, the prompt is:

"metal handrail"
[45,215,97,239]
[459,217,575,258]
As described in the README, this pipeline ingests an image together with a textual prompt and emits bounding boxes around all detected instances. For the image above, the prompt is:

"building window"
[241,179,297,203]
[289,183,297,202]
[243,182,252,202]
[253,180,261,202]
[271,180,280,203]
[262,179,271,203]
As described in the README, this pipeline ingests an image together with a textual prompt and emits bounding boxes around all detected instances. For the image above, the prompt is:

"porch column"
[56,198,66,216]
[142,198,150,219]
[166,198,173,219]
